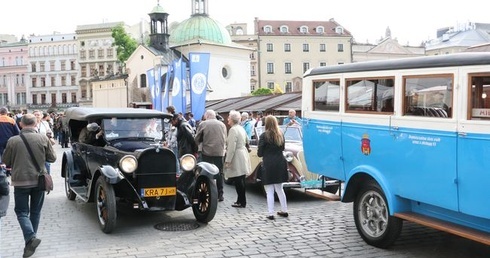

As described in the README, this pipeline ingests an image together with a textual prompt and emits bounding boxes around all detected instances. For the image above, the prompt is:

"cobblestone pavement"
[1,144,489,258]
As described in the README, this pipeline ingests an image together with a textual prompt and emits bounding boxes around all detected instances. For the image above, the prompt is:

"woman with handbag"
[2,113,57,258]
[33,110,55,174]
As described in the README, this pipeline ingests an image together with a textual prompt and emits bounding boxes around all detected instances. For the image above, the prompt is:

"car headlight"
[283,151,294,162]
[119,155,138,173]
[180,154,196,172]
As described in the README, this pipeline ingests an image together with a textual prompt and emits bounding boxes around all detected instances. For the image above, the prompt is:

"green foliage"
[112,25,138,64]
[251,88,273,96]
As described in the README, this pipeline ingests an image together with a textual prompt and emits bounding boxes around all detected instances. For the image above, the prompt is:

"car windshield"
[255,125,302,142]
[102,118,164,141]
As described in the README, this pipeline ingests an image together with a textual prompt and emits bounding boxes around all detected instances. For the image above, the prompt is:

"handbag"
[0,166,9,196]
[19,134,54,193]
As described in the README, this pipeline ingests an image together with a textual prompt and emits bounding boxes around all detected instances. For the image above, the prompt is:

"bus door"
[302,80,345,181]
[456,73,490,219]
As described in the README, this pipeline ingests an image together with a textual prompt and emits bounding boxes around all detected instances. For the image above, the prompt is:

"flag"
[189,52,210,121]
[181,60,187,113]
[162,65,171,110]
[153,66,163,111]
[171,58,185,114]
[146,68,157,110]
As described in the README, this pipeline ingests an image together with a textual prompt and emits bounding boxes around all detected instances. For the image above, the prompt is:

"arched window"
[316,26,325,34]
[264,25,273,33]
[280,25,289,33]
[300,26,309,34]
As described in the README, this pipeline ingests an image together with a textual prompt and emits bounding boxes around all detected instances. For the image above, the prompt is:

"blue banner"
[162,65,171,110]
[189,52,210,121]
[171,58,186,114]
[147,68,157,110]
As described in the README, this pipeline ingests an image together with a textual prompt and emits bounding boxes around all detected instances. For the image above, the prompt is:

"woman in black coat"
[257,115,289,220]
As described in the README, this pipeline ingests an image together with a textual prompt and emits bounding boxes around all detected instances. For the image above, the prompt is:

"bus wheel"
[353,180,402,248]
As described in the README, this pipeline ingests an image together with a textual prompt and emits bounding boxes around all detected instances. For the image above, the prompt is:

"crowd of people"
[165,106,303,220]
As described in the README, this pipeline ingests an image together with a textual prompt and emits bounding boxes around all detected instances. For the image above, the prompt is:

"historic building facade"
[0,39,28,111]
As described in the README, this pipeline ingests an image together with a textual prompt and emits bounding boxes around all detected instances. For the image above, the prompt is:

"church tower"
[192,0,209,16]
[149,0,170,52]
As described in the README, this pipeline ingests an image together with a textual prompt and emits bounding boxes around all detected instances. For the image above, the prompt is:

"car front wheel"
[353,180,402,248]
[192,176,218,223]
[95,177,117,233]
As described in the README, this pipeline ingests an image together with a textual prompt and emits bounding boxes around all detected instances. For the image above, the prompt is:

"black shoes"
[218,196,224,202]
[277,211,289,217]
[231,202,246,208]
[23,237,41,258]
[266,215,275,220]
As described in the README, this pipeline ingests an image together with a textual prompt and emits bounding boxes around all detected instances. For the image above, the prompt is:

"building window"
[107,48,114,58]
[338,44,344,52]
[71,92,77,103]
[250,83,255,92]
[266,63,274,74]
[62,93,67,103]
[32,78,37,87]
[99,64,105,76]
[250,52,256,60]
[16,74,20,86]
[284,43,291,52]
[251,65,256,76]
[335,26,344,34]
[98,49,104,58]
[264,25,273,33]
[61,61,66,71]
[31,63,36,72]
[303,43,309,52]
[81,65,87,77]
[40,62,45,72]
[320,62,327,67]
[316,26,325,34]
[300,26,308,34]
[89,64,95,76]
[80,50,86,59]
[16,92,26,105]
[71,76,76,86]
[140,74,147,88]
[70,60,76,70]
[267,82,274,89]
[50,61,55,71]
[41,77,46,87]
[285,63,292,74]
[61,76,66,86]
[41,94,46,104]
[266,43,273,52]
[285,82,293,93]
[89,50,95,59]
[32,94,38,105]
[51,93,56,104]
[320,44,326,52]
[51,76,55,86]
[303,62,310,73]
[280,26,289,33]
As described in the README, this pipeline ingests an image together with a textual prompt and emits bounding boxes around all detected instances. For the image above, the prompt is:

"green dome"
[170,15,231,45]
[150,4,166,14]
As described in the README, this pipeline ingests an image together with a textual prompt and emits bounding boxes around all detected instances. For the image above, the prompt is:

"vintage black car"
[61,107,219,233]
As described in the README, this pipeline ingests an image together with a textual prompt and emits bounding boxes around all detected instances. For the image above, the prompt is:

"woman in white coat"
[224,110,251,208]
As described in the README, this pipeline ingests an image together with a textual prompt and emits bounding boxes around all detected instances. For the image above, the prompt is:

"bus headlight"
[284,151,294,162]
[180,154,196,172]
[119,155,138,173]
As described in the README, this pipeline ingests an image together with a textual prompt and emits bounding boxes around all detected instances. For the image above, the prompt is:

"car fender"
[99,165,124,184]
[61,150,76,178]
[196,161,218,179]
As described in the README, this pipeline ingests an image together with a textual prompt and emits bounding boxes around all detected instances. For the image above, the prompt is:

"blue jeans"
[14,187,45,244]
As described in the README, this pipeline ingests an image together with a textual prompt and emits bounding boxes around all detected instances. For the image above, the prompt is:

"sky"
[2,0,489,45]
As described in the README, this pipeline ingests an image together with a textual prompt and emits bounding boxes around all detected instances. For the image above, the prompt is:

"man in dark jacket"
[0,107,20,160]
[171,114,197,157]
[3,114,57,257]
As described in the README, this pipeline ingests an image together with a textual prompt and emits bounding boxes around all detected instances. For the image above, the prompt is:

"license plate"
[141,187,176,197]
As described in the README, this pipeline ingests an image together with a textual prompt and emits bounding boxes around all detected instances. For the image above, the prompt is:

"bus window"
[313,80,340,111]
[469,74,490,120]
[404,75,453,118]
[346,78,394,113]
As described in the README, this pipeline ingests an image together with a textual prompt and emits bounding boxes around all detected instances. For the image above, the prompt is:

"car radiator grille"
[136,149,177,188]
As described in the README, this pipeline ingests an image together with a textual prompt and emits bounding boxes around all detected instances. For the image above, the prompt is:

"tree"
[112,25,138,66]
[251,88,273,96]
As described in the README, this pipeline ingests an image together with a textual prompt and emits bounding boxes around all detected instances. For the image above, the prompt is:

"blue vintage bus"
[301,53,490,248]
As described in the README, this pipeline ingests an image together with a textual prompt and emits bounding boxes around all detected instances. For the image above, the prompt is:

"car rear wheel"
[353,180,402,248]
[192,176,218,223]
[95,177,117,233]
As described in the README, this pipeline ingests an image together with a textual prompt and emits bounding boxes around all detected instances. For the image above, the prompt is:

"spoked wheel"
[192,176,218,223]
[95,177,117,233]
[353,180,402,248]
[62,163,76,201]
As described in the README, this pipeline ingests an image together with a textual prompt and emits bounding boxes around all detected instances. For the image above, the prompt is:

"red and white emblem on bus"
[361,133,371,155]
